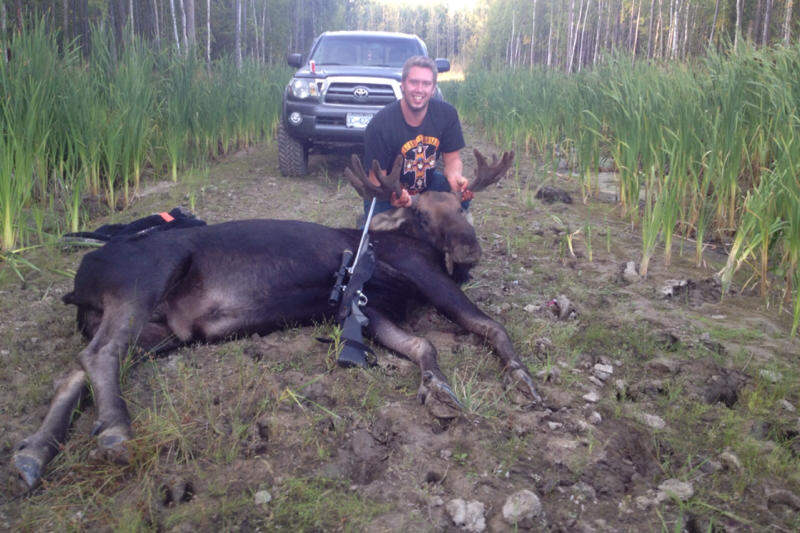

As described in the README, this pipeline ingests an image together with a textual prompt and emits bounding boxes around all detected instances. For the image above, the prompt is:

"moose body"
[12,150,538,493]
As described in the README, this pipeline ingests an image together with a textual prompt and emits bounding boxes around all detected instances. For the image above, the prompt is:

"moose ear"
[369,208,414,232]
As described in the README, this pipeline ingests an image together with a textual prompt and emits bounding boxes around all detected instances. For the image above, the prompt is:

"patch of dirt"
[1,126,798,532]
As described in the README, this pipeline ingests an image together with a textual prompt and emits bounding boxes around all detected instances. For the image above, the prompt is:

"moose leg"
[421,280,541,402]
[453,313,540,402]
[11,369,89,493]
[76,305,152,463]
[364,310,462,419]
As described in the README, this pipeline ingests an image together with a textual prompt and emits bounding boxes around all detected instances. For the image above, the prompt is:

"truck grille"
[324,82,397,106]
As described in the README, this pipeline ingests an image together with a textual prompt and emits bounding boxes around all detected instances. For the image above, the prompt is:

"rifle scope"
[328,249,354,306]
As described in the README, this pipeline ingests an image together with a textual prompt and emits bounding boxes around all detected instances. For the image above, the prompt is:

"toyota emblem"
[353,87,369,99]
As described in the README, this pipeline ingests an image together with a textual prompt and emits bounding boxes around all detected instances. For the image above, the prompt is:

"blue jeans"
[362,171,471,217]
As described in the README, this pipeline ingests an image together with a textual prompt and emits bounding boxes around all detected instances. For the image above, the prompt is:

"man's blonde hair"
[402,56,438,85]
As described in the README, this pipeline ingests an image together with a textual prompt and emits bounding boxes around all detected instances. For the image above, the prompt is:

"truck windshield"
[311,37,421,67]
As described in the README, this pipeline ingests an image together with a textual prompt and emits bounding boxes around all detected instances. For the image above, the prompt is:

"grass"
[267,477,392,531]
[5,38,800,532]
[0,19,289,258]
[447,44,800,338]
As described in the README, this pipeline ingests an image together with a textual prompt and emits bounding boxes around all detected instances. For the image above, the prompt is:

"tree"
[784,0,793,43]
[235,0,241,69]
[170,0,180,54]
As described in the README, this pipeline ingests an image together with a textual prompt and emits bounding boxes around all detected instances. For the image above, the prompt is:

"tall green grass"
[0,19,289,256]
[446,43,800,338]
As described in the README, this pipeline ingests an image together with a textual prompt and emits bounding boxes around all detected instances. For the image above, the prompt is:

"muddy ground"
[1,123,799,532]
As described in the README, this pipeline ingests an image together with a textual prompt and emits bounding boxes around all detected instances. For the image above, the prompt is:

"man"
[361,56,470,219]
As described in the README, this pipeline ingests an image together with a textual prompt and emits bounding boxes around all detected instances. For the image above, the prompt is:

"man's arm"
[442,151,468,192]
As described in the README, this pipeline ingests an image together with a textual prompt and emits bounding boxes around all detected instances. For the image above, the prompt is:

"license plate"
[346,113,373,129]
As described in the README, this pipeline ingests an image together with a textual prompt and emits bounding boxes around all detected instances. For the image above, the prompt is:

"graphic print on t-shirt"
[400,135,440,192]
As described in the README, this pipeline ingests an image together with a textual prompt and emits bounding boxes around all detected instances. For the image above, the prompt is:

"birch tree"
[186,0,195,48]
[179,0,187,50]
[785,0,793,44]
[734,0,741,50]
[530,0,537,67]
[153,0,161,48]
[762,0,773,47]
[708,0,720,46]
[170,0,181,55]
[235,0,242,69]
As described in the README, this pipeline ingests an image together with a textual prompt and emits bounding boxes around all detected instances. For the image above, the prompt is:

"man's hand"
[450,174,469,192]
[442,151,468,193]
[391,189,412,208]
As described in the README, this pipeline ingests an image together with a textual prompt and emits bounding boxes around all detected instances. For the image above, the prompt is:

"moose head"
[345,148,515,280]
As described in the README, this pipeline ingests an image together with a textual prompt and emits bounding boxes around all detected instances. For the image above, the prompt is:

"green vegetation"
[0,21,289,257]
[445,43,800,337]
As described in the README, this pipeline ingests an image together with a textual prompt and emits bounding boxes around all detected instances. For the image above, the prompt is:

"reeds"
[0,19,288,255]
[447,44,800,338]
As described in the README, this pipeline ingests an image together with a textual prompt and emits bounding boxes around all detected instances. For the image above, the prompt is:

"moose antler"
[468,148,515,193]
[344,154,404,201]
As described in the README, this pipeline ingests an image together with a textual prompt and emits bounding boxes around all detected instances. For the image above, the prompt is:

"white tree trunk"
[170,0,181,55]
[251,0,259,62]
[569,0,585,72]
[632,0,641,65]
[681,0,690,59]
[628,0,636,48]
[547,2,554,67]
[594,0,604,64]
[762,0,774,47]
[566,0,575,71]
[530,0,538,67]
[236,0,242,69]
[178,0,188,51]
[186,0,195,48]
[1,3,6,64]
[153,0,161,48]
[578,0,591,71]
[647,0,656,58]
[785,0,793,44]
[670,0,680,59]
[709,0,720,45]
[734,0,742,50]
[206,0,211,63]
[508,9,515,66]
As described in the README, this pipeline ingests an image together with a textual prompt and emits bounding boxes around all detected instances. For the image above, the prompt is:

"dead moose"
[11,149,539,493]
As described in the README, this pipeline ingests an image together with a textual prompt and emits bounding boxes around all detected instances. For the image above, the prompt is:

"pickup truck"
[279,31,450,177]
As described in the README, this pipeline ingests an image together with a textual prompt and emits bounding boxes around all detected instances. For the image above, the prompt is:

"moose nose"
[450,242,482,265]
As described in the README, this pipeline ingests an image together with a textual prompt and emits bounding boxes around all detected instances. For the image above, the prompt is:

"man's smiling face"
[401,66,436,114]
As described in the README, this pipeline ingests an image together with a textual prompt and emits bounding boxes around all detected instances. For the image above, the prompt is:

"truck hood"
[292,65,402,82]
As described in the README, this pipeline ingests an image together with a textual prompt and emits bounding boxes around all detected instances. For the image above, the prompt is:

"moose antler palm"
[344,154,404,201]
[468,148,515,193]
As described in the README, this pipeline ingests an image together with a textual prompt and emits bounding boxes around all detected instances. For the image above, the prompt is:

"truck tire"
[278,119,308,177]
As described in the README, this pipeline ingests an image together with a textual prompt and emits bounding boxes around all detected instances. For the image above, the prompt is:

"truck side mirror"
[287,53,303,68]
[435,59,451,74]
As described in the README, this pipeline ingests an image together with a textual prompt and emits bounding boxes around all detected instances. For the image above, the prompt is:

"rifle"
[329,199,378,368]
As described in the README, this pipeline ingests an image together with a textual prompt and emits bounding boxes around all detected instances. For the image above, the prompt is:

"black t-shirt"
[363,98,466,193]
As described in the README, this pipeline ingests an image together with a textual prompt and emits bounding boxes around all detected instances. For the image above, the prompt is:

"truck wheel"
[278,120,308,177]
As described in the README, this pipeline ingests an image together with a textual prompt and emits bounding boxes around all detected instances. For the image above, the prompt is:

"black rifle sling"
[337,245,377,368]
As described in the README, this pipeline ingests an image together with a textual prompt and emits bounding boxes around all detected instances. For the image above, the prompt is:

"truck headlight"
[290,79,318,99]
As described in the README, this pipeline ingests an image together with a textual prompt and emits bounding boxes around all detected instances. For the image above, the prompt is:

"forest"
[2,0,797,69]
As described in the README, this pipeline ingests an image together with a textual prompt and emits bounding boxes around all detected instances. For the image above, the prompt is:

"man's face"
[401,66,436,113]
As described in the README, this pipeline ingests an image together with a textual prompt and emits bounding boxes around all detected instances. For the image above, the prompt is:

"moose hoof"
[10,453,43,494]
[98,429,132,465]
[419,371,462,419]
[503,367,541,403]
